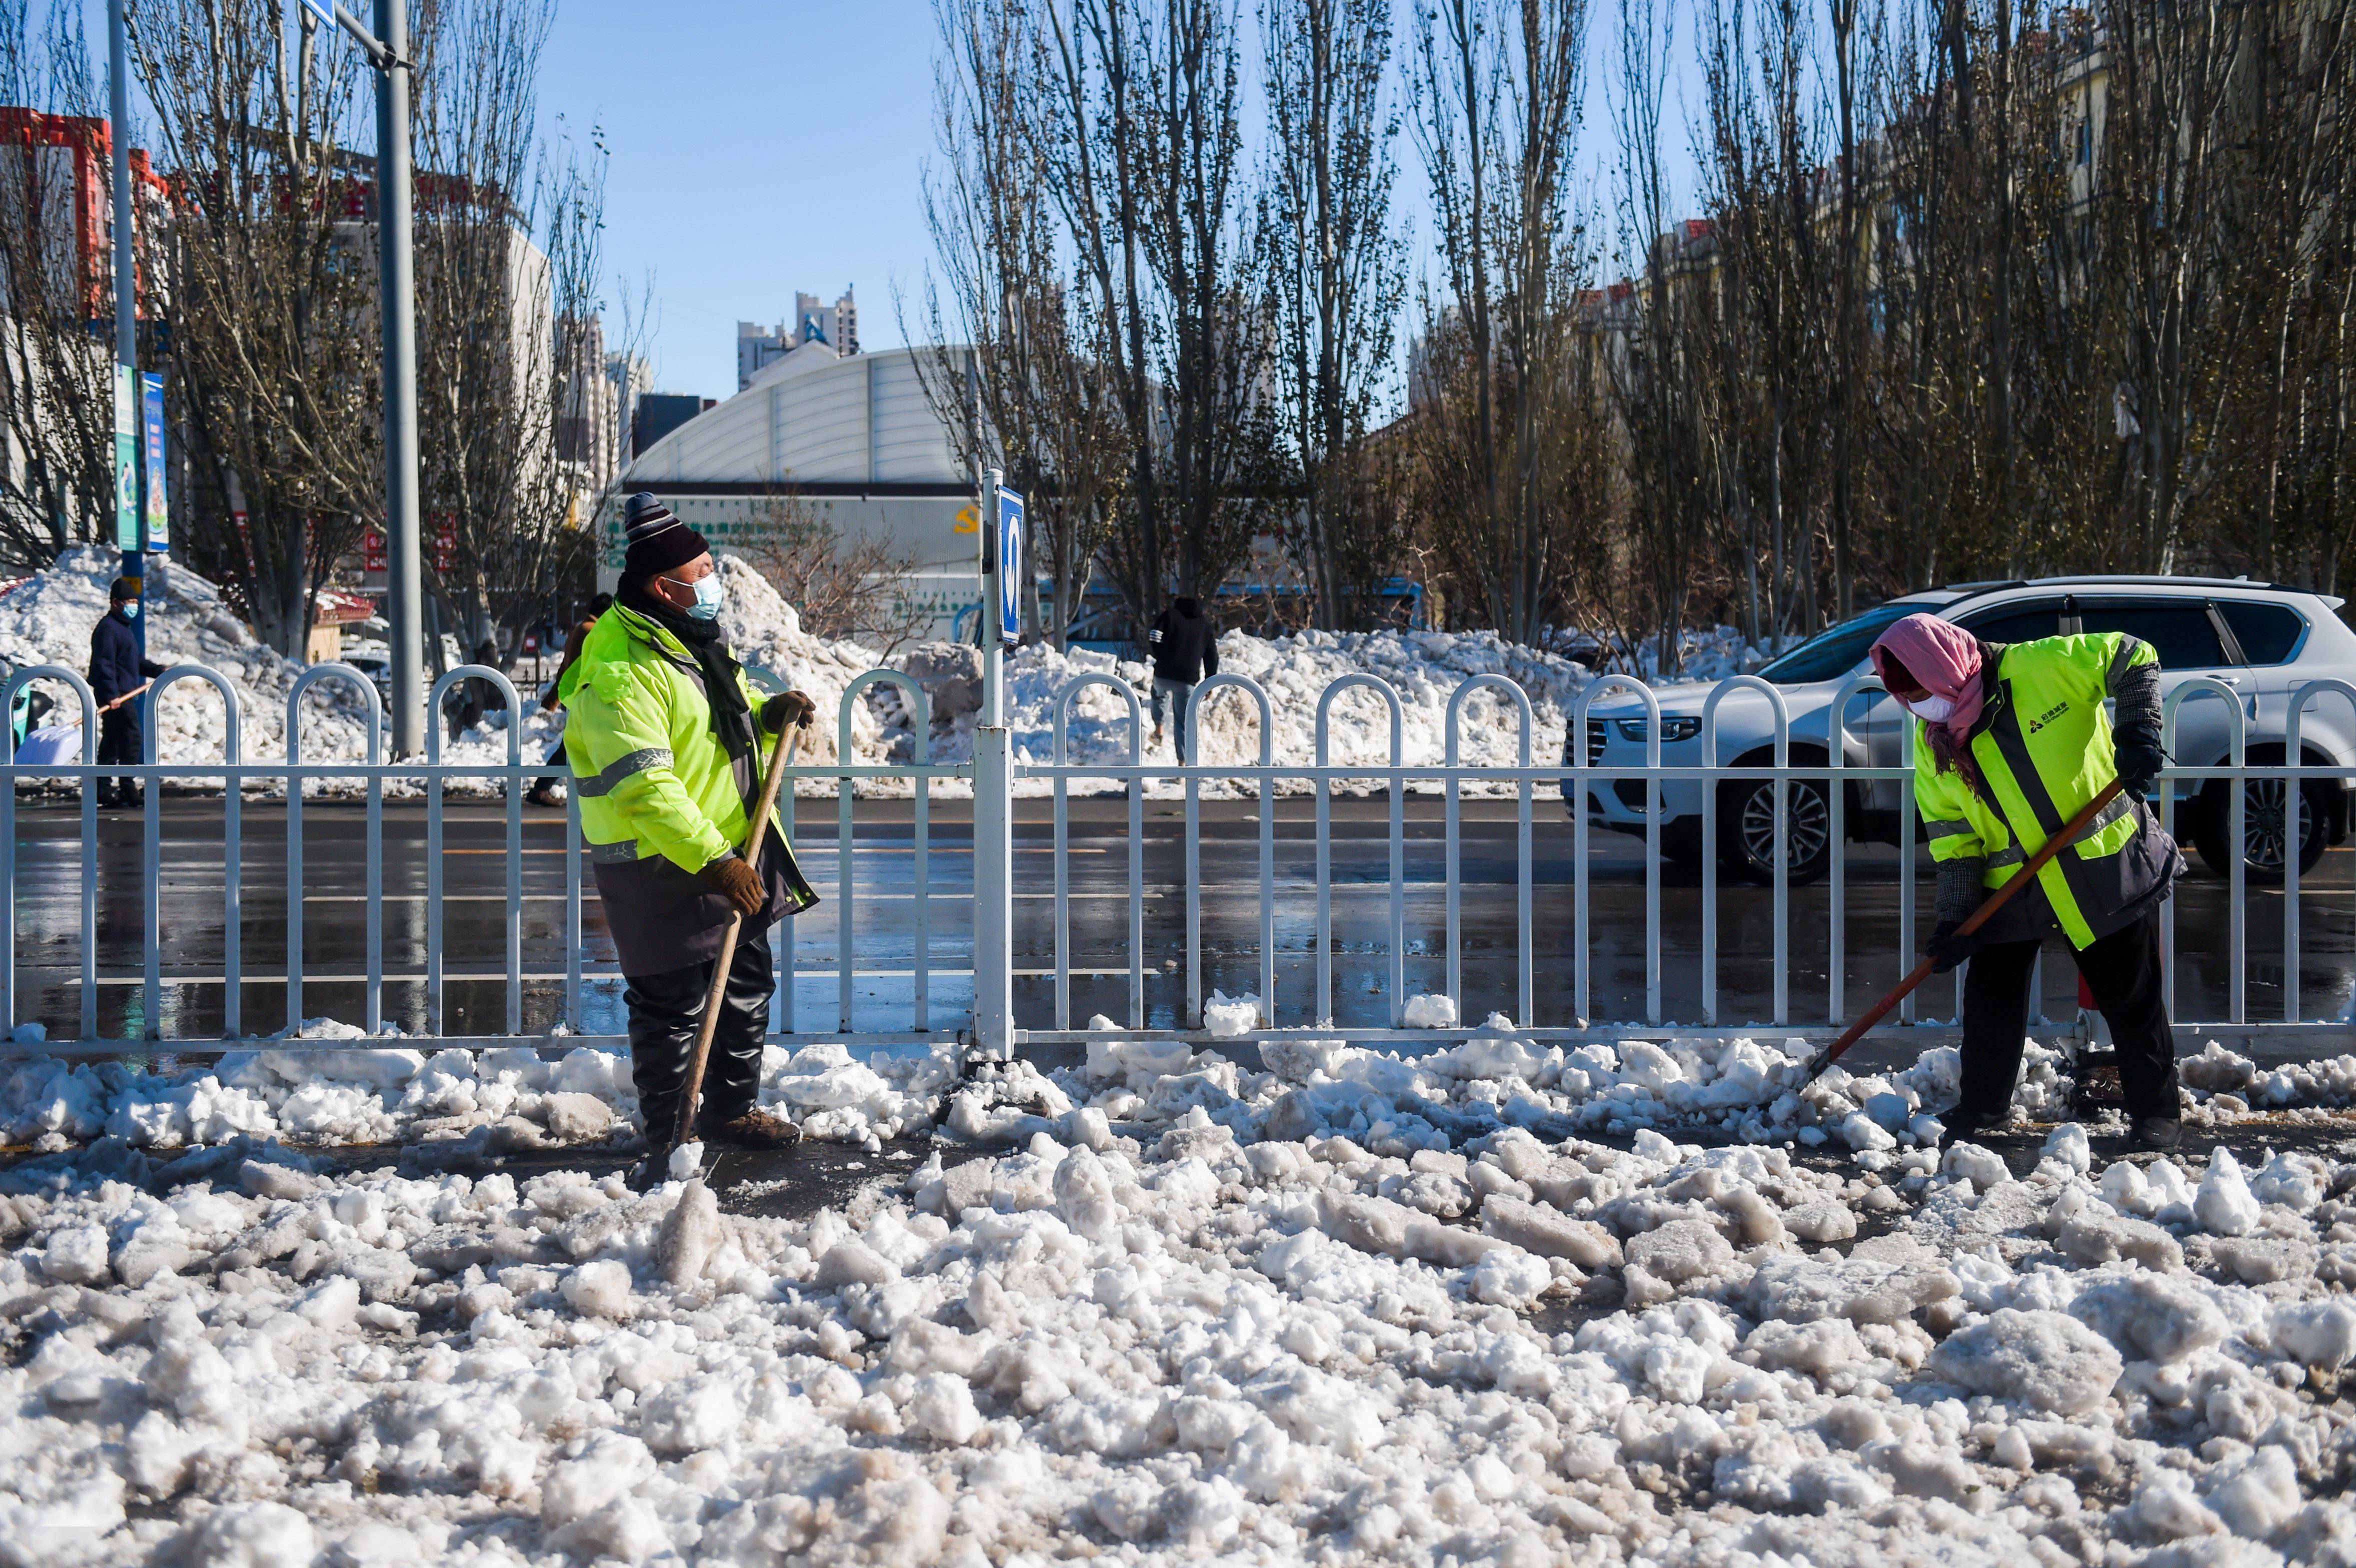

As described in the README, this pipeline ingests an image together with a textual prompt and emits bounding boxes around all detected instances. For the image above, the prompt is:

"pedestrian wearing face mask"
[89,576,165,808]
[1867,612,2185,1151]
[561,493,822,1169]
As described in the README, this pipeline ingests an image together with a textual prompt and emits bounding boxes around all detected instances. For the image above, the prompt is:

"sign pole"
[107,0,141,654]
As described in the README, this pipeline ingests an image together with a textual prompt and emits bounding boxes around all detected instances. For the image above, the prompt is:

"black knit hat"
[621,492,708,580]
[110,576,139,604]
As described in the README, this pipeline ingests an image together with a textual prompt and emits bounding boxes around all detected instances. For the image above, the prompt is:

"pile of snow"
[1,1028,959,1159]
[0,548,1787,804]
[709,553,897,768]
[940,1016,2078,1165]
[0,546,380,768]
[2177,1041,2356,1122]
[999,627,1598,792]
[4,1044,2353,1564]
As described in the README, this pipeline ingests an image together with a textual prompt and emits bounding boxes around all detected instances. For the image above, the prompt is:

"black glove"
[763,690,818,729]
[1926,919,1980,974]
[698,852,767,918]
[2113,738,2165,800]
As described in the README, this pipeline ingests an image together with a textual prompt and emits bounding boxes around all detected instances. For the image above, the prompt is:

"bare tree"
[738,492,935,654]
[912,0,1126,648]
[0,2,121,567]
[1408,0,1599,644]
[1694,0,1834,644]
[1260,0,1406,629]
[132,0,381,656]
[1607,0,1714,668]
[1040,0,1280,646]
[411,0,605,658]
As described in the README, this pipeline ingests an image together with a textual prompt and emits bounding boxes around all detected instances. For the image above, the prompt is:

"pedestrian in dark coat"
[1148,596,1219,759]
[89,577,164,808]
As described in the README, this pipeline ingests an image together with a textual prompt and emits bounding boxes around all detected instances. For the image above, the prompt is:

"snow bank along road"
[6,1026,2356,1565]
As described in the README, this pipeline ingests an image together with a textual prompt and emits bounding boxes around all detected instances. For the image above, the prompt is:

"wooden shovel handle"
[669,718,805,1150]
[1805,778,2127,1080]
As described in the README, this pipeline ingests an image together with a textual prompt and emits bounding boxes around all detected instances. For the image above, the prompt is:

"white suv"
[1572,578,2356,884]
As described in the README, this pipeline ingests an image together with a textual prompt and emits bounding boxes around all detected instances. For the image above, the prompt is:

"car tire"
[2193,778,2329,884]
[1717,776,1832,886]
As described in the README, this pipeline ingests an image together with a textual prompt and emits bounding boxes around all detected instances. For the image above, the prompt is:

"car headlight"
[1617,717,1701,742]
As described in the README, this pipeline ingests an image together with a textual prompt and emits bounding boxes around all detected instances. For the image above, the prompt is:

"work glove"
[763,690,818,729]
[2113,738,2166,801]
[699,852,767,919]
[1926,919,1980,975]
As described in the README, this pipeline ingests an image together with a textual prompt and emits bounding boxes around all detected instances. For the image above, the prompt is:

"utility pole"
[106,0,141,654]
[312,0,422,754]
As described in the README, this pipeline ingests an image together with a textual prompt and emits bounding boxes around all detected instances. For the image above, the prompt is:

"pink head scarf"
[1870,612,1988,784]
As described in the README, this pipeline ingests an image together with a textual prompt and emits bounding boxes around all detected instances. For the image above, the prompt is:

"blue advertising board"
[996,484,1024,645]
[141,372,168,552]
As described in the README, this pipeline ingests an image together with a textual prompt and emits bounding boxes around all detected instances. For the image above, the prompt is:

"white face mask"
[665,572,724,622]
[1909,693,1956,722]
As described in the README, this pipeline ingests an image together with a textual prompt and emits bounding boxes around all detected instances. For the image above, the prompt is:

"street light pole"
[370,0,423,757]
[307,1,420,750]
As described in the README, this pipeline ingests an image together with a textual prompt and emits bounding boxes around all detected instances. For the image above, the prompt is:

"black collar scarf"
[617,578,758,790]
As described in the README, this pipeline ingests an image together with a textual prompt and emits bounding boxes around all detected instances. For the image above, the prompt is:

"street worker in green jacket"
[562,493,820,1180]
[1869,612,2186,1152]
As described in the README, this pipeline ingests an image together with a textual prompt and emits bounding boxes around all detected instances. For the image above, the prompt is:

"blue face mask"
[119,601,139,620]
[667,572,723,622]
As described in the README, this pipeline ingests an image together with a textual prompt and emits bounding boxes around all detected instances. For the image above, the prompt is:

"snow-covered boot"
[701,1107,801,1150]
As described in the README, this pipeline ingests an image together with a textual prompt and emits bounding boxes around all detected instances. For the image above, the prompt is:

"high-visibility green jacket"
[561,602,816,973]
[1915,632,2179,949]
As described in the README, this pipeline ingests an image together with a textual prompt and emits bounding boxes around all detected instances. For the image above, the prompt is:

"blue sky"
[534,0,1709,401]
[537,0,946,396]
[74,0,1707,402]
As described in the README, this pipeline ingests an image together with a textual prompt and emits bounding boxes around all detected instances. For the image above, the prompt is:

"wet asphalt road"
[1,790,2349,1048]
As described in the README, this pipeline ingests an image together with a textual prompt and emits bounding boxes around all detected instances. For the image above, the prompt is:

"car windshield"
[1757,603,1916,686]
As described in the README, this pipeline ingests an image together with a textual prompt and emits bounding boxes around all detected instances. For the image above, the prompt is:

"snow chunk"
[2194,1148,2262,1236]
[560,1260,634,1319]
[1931,1308,2123,1414]
[1201,990,1261,1038]
[1400,992,1459,1028]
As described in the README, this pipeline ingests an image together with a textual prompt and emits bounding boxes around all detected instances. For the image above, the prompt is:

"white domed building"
[597,343,981,640]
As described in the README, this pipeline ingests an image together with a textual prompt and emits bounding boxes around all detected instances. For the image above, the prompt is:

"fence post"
[970,467,1016,1060]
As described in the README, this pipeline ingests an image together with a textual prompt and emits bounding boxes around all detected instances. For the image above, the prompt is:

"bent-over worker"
[561,494,820,1178]
[1868,612,2185,1152]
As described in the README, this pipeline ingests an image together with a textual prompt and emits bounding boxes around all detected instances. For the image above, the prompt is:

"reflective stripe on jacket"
[560,603,817,974]
[562,604,786,870]
[1914,632,2179,949]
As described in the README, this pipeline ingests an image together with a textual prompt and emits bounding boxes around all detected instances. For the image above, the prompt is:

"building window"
[2076,119,2090,166]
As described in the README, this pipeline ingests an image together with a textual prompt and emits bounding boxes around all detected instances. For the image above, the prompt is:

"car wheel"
[1718,776,1832,886]
[2194,778,2328,884]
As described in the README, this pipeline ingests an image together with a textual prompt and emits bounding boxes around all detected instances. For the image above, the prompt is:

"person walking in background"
[1869,612,2184,1152]
[89,576,164,808]
[444,638,513,741]
[1149,594,1219,758]
[564,494,819,1183]
[527,592,611,806]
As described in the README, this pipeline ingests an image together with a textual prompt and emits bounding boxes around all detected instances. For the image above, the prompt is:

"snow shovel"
[1801,778,2127,1082]
[666,718,804,1162]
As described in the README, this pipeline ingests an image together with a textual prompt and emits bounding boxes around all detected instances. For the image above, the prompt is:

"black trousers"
[96,710,140,802]
[1959,908,2180,1121]
[533,734,567,794]
[624,927,772,1144]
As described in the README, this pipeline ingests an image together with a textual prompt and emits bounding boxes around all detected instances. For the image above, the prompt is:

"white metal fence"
[0,658,2348,1061]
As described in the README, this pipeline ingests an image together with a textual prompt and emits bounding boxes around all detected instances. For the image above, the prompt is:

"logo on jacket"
[2027,700,2069,734]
